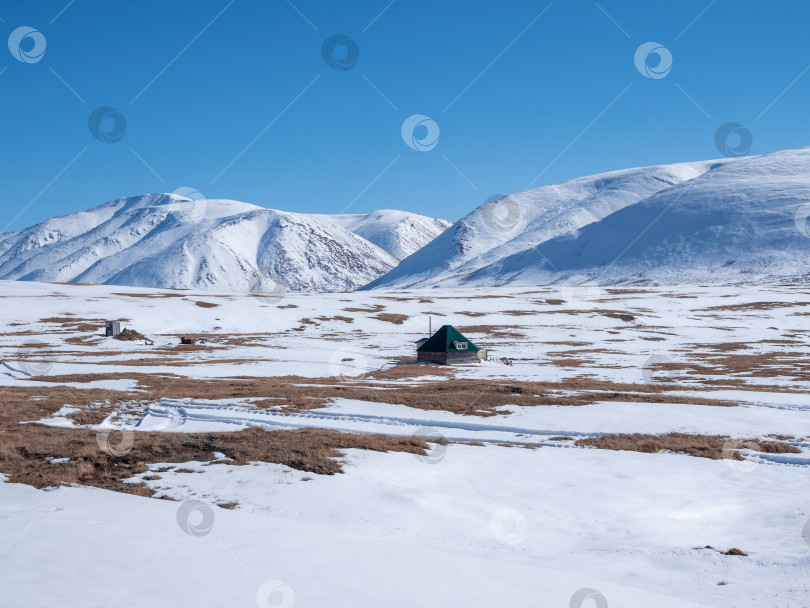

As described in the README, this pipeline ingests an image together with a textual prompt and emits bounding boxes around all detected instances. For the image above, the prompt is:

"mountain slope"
[365,148,810,288]
[312,210,451,260]
[0,194,445,292]
[364,159,736,288]
[474,147,810,285]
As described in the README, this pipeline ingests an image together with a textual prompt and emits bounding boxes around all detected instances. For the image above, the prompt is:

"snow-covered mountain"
[365,148,810,288]
[0,194,449,293]
[311,210,451,260]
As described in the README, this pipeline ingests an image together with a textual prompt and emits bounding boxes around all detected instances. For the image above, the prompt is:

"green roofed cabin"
[417,325,483,364]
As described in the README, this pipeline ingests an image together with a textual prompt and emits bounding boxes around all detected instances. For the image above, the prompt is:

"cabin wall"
[417,351,448,364]
[445,351,479,364]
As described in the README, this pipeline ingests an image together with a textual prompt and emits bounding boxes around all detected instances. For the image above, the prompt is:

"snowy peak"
[310,210,451,260]
[365,148,810,288]
[0,194,449,293]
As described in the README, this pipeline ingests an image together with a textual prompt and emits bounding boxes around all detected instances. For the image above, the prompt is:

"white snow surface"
[310,209,451,260]
[366,147,810,288]
[0,194,449,292]
[2,281,810,607]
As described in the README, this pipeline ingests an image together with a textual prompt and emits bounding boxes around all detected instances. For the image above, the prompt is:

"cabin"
[417,325,483,364]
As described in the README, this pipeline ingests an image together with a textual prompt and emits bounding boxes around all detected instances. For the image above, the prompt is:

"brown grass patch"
[0,424,428,496]
[64,335,104,346]
[343,304,385,313]
[194,301,219,308]
[702,342,751,352]
[695,545,749,557]
[111,292,186,298]
[29,370,740,421]
[457,325,526,339]
[549,359,588,368]
[702,301,810,312]
[602,312,635,322]
[576,432,799,460]
[685,349,810,384]
[373,313,409,325]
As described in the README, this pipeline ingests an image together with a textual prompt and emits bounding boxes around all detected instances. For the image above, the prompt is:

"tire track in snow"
[140,398,594,447]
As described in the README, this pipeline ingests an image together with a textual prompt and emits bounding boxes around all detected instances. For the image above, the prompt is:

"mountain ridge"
[0,194,450,293]
[365,148,810,288]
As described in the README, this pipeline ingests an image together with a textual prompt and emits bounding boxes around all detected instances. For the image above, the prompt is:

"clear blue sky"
[2,0,809,231]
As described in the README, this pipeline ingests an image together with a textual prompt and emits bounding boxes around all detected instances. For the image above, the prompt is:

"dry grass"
[0,424,429,496]
[194,301,220,308]
[373,313,409,325]
[685,350,810,383]
[111,292,186,298]
[695,545,749,557]
[343,304,385,313]
[26,370,740,423]
[576,432,799,460]
[601,312,635,322]
[457,325,526,339]
[701,301,810,312]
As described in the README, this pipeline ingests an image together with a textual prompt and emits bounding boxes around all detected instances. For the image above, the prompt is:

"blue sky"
[2,0,809,230]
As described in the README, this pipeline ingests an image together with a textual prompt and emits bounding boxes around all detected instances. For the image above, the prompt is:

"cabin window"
[453,341,468,350]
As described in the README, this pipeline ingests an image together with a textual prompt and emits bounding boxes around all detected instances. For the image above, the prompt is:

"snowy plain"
[1,280,810,607]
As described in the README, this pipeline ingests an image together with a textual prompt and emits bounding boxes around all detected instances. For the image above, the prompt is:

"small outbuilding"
[105,320,121,337]
[417,325,483,364]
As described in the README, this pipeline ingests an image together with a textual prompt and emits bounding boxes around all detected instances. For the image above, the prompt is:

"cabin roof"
[416,325,480,353]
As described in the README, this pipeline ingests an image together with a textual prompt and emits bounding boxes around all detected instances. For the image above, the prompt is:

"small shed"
[105,320,121,337]
[417,325,482,364]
